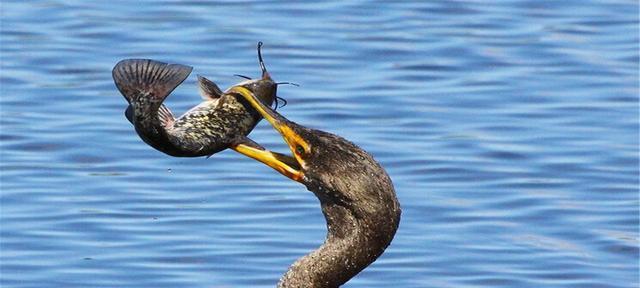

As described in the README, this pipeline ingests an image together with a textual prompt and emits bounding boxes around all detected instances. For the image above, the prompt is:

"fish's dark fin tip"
[113,59,192,104]
[197,75,223,100]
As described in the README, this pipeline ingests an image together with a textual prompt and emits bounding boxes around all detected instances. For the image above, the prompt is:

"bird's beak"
[227,86,306,183]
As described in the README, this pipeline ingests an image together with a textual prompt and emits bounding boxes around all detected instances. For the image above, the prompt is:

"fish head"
[235,76,277,107]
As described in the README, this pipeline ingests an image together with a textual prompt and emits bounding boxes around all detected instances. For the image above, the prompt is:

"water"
[1,1,638,287]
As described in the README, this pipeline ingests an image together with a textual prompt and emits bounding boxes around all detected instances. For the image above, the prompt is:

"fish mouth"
[226,86,307,182]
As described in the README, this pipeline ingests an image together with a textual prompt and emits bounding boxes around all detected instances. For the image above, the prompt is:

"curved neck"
[278,200,399,288]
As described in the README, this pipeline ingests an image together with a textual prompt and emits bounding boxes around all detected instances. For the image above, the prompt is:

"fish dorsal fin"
[197,75,223,100]
[112,59,192,104]
[157,104,175,128]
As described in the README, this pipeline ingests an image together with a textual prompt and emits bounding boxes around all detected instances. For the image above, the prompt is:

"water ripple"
[2,0,638,287]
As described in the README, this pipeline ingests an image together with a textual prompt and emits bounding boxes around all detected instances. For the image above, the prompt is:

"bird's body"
[228,87,401,287]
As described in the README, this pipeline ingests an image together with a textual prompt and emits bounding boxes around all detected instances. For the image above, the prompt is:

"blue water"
[1,1,638,287]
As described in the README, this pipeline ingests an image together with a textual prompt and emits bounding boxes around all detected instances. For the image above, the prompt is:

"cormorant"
[229,86,401,287]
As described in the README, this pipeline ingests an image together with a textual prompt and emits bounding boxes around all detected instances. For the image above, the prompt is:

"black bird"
[229,87,402,287]
[112,43,277,157]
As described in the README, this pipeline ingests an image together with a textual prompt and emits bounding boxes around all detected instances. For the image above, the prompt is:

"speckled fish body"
[165,82,273,156]
[113,58,276,157]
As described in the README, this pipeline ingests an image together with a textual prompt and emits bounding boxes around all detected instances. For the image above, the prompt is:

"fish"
[113,42,280,157]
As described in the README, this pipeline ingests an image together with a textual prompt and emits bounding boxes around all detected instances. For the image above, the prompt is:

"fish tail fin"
[112,59,192,106]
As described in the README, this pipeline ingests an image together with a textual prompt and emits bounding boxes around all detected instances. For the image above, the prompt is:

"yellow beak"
[227,86,306,182]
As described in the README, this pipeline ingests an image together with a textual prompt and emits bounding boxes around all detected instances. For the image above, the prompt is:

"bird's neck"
[278,201,396,288]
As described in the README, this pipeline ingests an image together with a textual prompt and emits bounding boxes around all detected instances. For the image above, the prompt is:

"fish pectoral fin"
[157,104,175,128]
[197,75,223,100]
[124,104,134,125]
[112,59,192,104]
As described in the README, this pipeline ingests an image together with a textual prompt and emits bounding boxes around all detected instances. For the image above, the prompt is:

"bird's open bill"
[227,86,307,182]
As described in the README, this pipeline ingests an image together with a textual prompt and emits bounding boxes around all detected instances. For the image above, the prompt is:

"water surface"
[1,1,638,287]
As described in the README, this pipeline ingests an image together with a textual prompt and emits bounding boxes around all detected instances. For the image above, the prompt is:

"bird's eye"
[295,145,306,156]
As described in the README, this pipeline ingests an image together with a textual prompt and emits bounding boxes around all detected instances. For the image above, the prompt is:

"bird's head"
[227,86,394,208]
